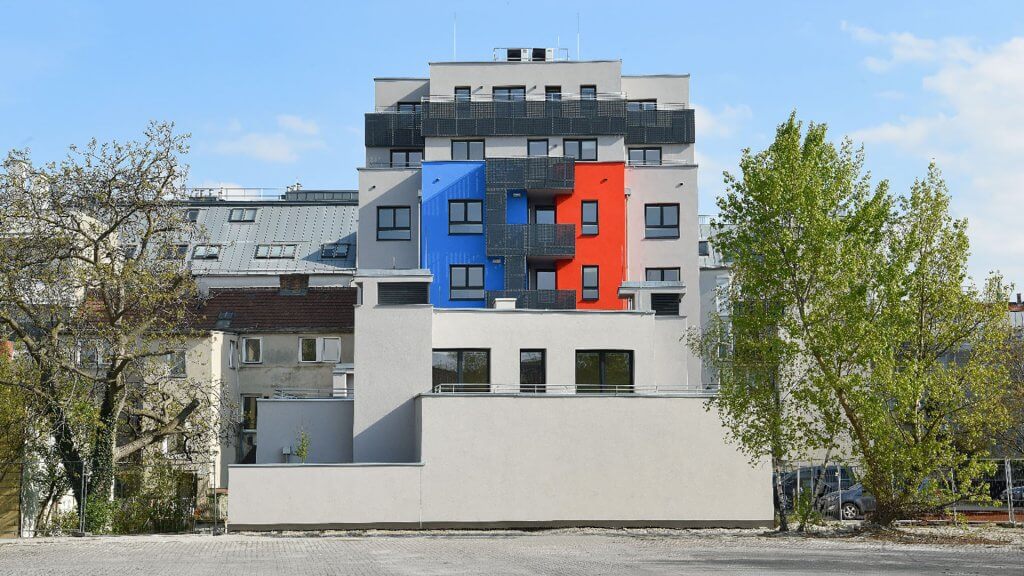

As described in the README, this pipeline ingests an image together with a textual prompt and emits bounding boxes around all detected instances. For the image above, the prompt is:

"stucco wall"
[255,399,353,464]
[427,61,622,99]
[373,78,429,109]
[357,168,421,270]
[229,395,772,529]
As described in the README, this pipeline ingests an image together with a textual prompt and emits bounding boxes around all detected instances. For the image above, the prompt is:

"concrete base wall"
[230,395,772,529]
[255,399,353,464]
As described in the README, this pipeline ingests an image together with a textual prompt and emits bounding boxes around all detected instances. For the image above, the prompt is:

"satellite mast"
[576,13,581,60]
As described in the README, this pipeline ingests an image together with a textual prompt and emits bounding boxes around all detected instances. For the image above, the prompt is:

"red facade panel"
[556,162,627,310]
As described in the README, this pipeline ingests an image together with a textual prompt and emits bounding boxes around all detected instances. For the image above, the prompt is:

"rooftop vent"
[494,48,569,62]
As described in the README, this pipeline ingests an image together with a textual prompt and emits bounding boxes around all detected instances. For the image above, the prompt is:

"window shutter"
[320,337,342,363]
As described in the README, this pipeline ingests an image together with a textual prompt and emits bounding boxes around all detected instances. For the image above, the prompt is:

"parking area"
[0,528,1021,575]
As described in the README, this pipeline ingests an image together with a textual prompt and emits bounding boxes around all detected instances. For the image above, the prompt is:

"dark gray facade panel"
[364,112,425,147]
[422,100,627,137]
[377,282,430,305]
[625,109,696,144]
[486,289,577,310]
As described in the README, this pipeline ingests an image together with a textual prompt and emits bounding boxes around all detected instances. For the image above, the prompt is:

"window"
[450,265,485,300]
[645,268,681,282]
[533,205,555,225]
[626,99,657,111]
[545,86,562,101]
[580,85,597,100]
[228,339,237,369]
[228,208,257,222]
[390,149,422,168]
[377,206,412,241]
[184,208,200,222]
[651,293,680,316]
[493,86,526,101]
[582,265,599,301]
[378,282,430,305]
[716,276,731,314]
[645,204,680,238]
[241,395,259,431]
[628,147,662,166]
[241,337,262,364]
[166,350,186,378]
[254,244,297,259]
[454,86,471,101]
[396,101,421,113]
[563,139,597,161]
[527,139,549,157]
[77,341,107,368]
[520,350,546,393]
[298,337,342,363]
[320,242,350,259]
[448,200,483,234]
[432,349,490,392]
[575,350,633,393]
[192,244,221,260]
[581,201,599,235]
[534,270,556,291]
[451,140,485,160]
[160,244,188,260]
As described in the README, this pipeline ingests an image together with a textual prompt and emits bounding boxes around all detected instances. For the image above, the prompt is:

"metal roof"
[185,202,357,276]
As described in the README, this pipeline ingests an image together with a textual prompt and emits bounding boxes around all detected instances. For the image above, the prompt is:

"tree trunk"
[774,457,789,532]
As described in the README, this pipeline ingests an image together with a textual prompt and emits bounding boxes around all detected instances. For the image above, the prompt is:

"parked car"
[999,485,1024,504]
[774,465,858,511]
[819,483,876,520]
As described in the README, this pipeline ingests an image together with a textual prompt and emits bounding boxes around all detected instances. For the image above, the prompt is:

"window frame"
[626,99,657,112]
[449,264,485,301]
[645,267,681,282]
[575,350,635,393]
[448,199,484,235]
[451,139,485,161]
[389,148,423,168]
[228,208,257,222]
[527,139,549,157]
[298,336,342,363]
[519,349,547,393]
[396,101,422,113]
[581,265,600,301]
[534,269,557,291]
[533,205,556,225]
[628,147,662,166]
[241,337,263,365]
[320,242,350,259]
[184,208,201,222]
[454,86,471,101]
[160,244,189,260]
[241,394,260,432]
[376,206,412,241]
[544,86,562,101]
[492,85,526,101]
[644,203,680,239]
[166,349,187,378]
[191,244,221,260]
[581,200,599,235]
[563,138,598,161]
[432,348,491,392]
[580,85,597,100]
[253,244,297,259]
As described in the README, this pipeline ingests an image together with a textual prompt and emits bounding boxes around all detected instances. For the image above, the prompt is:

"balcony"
[486,289,577,310]
[364,111,424,147]
[485,156,574,191]
[422,95,627,138]
[486,223,575,258]
[625,107,695,145]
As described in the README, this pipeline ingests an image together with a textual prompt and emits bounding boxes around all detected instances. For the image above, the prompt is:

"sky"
[2,1,1023,287]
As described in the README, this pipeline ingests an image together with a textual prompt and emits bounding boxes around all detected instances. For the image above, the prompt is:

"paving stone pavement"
[0,529,1021,575]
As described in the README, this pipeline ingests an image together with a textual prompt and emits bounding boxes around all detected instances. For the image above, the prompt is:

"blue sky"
[2,1,1023,286]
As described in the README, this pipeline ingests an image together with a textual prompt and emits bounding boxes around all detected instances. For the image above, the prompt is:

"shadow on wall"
[353,398,421,464]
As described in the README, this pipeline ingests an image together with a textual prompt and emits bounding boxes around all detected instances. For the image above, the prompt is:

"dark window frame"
[253,244,297,259]
[626,99,657,111]
[533,205,556,225]
[628,147,662,166]
[575,350,635,393]
[580,85,597,100]
[544,86,562,101]
[191,244,221,260]
[644,203,680,239]
[492,85,527,101]
[448,199,484,235]
[184,208,200,222]
[645,267,681,282]
[519,349,547,393]
[698,240,710,257]
[454,86,471,101]
[228,207,257,222]
[377,206,412,241]
[451,139,485,161]
[449,264,485,301]
[563,138,598,161]
[320,242,350,259]
[389,149,423,168]
[581,200,599,235]
[534,269,557,291]
[396,101,422,113]
[581,265,599,301]
[527,138,549,157]
[432,348,491,392]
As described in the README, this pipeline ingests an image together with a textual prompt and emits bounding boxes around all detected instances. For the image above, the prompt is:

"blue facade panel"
[420,161,503,308]
[506,191,528,224]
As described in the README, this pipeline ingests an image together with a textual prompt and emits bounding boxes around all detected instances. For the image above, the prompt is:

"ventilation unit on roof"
[496,48,559,62]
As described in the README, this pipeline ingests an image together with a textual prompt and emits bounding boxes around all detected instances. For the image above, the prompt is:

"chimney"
[279,274,309,295]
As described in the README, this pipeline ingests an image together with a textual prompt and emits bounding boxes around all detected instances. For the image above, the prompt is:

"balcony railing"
[422,95,627,137]
[364,111,424,147]
[625,108,696,145]
[486,289,577,310]
[430,383,714,395]
[486,223,575,258]
[485,156,575,190]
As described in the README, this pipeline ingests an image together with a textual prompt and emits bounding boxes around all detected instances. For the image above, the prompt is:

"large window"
[228,208,257,222]
[580,85,597,100]
[533,205,555,225]
[241,337,262,364]
[254,244,297,259]
[527,139,549,157]
[581,201,599,235]
[626,99,657,111]
[452,140,485,161]
[432,349,490,392]
[493,86,526,101]
[390,149,422,168]
[534,270,556,291]
[396,101,421,113]
[377,206,412,241]
[520,349,546,393]
[645,204,680,239]
[628,147,662,166]
[575,350,634,393]
[645,268,681,282]
[450,265,485,300]
[545,86,562,101]
[298,336,342,363]
[454,86,471,101]
[582,265,599,301]
[448,200,483,234]
[564,139,597,161]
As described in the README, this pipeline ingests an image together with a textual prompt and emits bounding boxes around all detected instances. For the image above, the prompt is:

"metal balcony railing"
[625,108,696,144]
[486,289,577,310]
[485,156,575,190]
[486,223,575,258]
[421,95,627,137]
[430,383,714,395]
[364,111,424,147]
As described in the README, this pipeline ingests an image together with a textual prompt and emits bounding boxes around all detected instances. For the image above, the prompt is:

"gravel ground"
[0,526,1021,575]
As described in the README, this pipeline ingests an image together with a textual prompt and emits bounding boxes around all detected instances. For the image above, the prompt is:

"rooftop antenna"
[453,12,457,60]
[576,13,581,60]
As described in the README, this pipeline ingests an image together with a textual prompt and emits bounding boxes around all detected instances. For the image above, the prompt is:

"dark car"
[819,483,876,520]
[999,485,1024,504]
[774,465,858,511]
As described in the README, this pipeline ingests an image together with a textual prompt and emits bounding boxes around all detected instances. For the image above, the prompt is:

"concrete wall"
[357,168,421,269]
[427,61,622,98]
[374,78,429,109]
[229,395,772,529]
[255,399,353,464]
[621,75,690,105]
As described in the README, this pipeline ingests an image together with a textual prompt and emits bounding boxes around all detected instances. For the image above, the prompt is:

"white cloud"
[276,114,320,136]
[694,103,753,139]
[841,21,975,72]
[849,29,1024,285]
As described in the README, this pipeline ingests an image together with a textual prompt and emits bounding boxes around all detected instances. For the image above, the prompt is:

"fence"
[777,458,1024,525]
[4,458,225,537]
